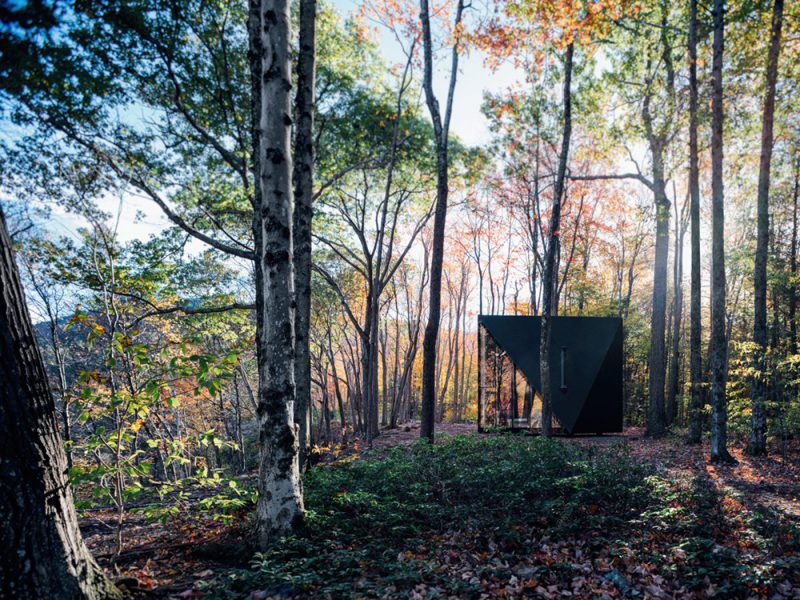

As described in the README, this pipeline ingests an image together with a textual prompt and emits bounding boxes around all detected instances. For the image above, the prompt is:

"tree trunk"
[687,0,704,444]
[364,302,380,440]
[249,0,305,547]
[709,0,735,464]
[381,320,389,427]
[749,0,784,456]
[539,43,573,437]
[419,0,464,443]
[292,0,317,467]
[458,302,469,420]
[419,116,450,441]
[233,378,247,473]
[323,376,332,444]
[645,152,670,437]
[666,195,687,425]
[790,157,798,355]
[0,210,121,600]
[451,276,463,420]
[326,342,347,434]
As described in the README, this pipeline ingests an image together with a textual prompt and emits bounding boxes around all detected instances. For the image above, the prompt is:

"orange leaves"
[471,0,641,72]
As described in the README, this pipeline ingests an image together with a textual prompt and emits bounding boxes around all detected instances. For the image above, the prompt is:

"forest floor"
[81,424,800,599]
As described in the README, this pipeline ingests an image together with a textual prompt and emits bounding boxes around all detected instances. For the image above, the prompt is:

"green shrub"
[202,435,655,598]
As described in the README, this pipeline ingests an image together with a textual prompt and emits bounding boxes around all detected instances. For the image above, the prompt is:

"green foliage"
[727,341,800,441]
[198,436,798,597]
[130,470,253,526]
[68,312,242,506]
[301,435,652,540]
[622,308,651,426]
[203,436,656,597]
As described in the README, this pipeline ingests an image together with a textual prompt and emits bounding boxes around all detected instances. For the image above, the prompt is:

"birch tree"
[248,0,305,546]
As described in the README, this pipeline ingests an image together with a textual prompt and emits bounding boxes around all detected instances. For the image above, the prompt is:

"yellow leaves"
[131,418,144,433]
[396,549,416,562]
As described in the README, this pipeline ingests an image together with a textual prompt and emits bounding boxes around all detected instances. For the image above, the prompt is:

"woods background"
[1,0,799,557]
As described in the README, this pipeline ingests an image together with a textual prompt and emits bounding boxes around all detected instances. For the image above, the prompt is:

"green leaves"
[195,435,800,598]
[201,436,657,597]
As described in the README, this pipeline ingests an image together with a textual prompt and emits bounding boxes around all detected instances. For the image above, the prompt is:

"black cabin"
[478,315,623,435]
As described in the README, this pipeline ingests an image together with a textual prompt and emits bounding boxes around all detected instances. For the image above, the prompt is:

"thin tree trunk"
[292,0,317,467]
[0,210,121,600]
[249,0,305,547]
[749,0,784,456]
[233,378,247,473]
[237,362,259,414]
[709,0,735,464]
[790,157,798,354]
[381,320,389,426]
[539,42,573,437]
[686,0,704,444]
[326,342,347,434]
[390,297,401,425]
[458,299,469,420]
[323,373,332,444]
[667,194,688,425]
[419,0,464,442]
[360,315,373,438]
[451,273,463,420]
[437,296,457,422]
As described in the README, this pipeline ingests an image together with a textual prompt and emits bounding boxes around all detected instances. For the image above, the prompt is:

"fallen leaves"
[79,429,800,598]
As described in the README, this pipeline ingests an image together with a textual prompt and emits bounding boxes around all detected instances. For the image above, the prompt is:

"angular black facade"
[478,315,623,434]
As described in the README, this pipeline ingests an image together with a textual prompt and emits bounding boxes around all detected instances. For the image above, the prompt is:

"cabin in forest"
[478,315,623,435]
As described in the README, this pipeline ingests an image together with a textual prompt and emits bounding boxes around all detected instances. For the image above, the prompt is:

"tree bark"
[687,0,704,444]
[0,210,121,600]
[419,0,464,443]
[666,194,688,425]
[790,156,798,355]
[749,0,784,456]
[381,320,389,427]
[249,0,305,547]
[292,0,317,468]
[644,128,670,433]
[709,0,735,464]
[325,340,347,433]
[539,43,574,437]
